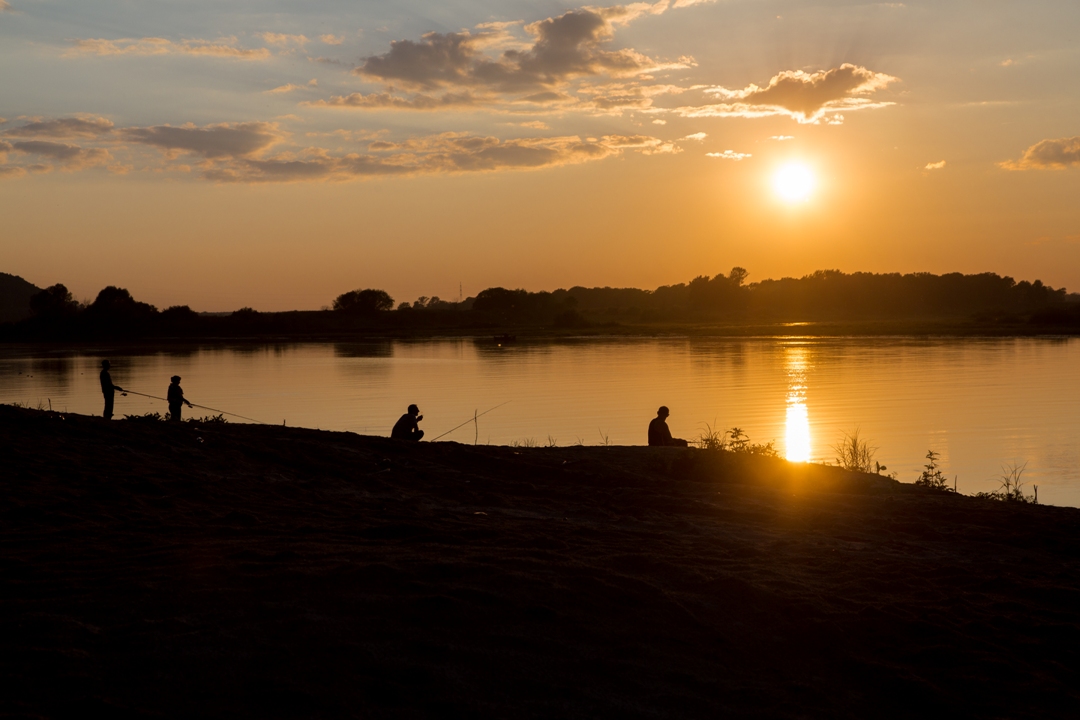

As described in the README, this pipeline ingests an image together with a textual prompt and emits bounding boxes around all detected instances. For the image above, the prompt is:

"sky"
[1,0,1078,311]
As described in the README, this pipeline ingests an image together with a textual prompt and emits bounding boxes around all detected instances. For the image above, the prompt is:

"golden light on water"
[773,163,815,203]
[785,402,811,463]
[784,344,812,462]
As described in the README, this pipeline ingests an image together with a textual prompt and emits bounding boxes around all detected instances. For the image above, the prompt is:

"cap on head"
[170,375,181,383]
[657,405,669,417]
[408,404,419,414]
[101,360,110,368]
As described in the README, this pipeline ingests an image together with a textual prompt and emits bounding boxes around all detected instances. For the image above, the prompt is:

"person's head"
[657,405,669,418]
[101,360,110,369]
[170,375,181,384]
[407,403,419,416]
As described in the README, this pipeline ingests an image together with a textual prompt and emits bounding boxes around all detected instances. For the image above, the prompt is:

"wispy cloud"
[706,150,751,160]
[306,91,478,110]
[67,37,271,60]
[260,33,308,47]
[680,132,707,141]
[0,116,680,183]
[319,34,344,45]
[924,160,946,170]
[1000,137,1080,170]
[672,64,898,123]
[3,116,114,138]
[267,79,318,94]
[0,1,12,13]
[204,132,669,183]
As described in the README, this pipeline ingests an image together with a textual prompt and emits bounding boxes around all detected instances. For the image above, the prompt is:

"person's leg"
[414,429,424,441]
[103,393,114,419]
[169,404,181,421]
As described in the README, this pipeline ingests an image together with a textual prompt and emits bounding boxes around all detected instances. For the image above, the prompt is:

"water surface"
[2,337,1078,505]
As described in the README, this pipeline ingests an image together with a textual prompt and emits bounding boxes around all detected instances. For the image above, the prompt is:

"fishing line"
[431,401,511,441]
[122,389,266,424]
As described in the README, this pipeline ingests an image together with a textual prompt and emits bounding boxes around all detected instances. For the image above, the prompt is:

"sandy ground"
[2,404,1079,718]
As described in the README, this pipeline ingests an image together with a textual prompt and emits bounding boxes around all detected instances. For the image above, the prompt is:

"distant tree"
[80,286,158,337]
[159,305,201,333]
[332,289,394,314]
[29,283,79,318]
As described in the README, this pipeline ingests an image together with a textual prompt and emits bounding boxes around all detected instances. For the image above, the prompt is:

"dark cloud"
[121,122,280,158]
[3,116,114,138]
[9,140,111,169]
[354,5,683,95]
[672,64,897,123]
[1001,136,1080,170]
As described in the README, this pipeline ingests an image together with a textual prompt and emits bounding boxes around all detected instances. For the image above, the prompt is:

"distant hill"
[0,273,42,324]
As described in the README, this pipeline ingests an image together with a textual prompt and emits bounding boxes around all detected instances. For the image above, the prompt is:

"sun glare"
[773,163,815,203]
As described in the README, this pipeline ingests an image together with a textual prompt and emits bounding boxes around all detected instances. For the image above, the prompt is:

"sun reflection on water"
[784,345,812,462]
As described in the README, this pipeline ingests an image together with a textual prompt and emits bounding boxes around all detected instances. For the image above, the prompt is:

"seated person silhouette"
[391,404,424,442]
[167,375,193,422]
[648,406,688,447]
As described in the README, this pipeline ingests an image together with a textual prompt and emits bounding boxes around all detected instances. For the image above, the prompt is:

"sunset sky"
[1,0,1078,311]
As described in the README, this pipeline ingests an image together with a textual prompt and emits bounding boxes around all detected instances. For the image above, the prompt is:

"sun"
[773,163,815,203]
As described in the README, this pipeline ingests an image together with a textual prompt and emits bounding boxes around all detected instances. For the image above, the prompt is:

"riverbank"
[3,405,1079,718]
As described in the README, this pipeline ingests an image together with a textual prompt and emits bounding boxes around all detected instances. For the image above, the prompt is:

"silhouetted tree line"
[2,270,1078,341]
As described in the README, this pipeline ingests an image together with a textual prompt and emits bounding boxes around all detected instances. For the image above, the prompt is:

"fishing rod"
[122,389,266,424]
[431,401,510,442]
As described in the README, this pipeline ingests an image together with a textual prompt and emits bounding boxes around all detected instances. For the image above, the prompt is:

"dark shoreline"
[2,317,1080,350]
[4,405,1080,718]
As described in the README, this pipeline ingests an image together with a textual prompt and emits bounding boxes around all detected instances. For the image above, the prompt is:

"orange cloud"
[672,64,898,123]
[1000,137,1080,170]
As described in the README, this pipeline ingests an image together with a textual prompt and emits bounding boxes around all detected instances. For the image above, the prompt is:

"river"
[2,337,1078,505]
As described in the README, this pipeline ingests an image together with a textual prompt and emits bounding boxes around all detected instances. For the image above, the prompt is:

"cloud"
[68,37,271,60]
[354,4,690,96]
[260,33,308,46]
[10,140,111,169]
[771,135,794,141]
[1001,136,1080,170]
[680,132,707,141]
[672,64,897,123]
[924,160,946,170]
[121,122,281,158]
[706,150,751,160]
[3,116,114,138]
[267,79,318,94]
[0,1,11,12]
[306,91,478,110]
[320,34,344,45]
[202,132,641,182]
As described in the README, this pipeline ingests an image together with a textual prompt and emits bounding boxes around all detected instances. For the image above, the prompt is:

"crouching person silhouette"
[648,406,688,447]
[167,375,193,422]
[391,404,424,442]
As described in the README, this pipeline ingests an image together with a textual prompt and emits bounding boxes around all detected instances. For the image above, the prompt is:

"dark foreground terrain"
[2,405,1079,718]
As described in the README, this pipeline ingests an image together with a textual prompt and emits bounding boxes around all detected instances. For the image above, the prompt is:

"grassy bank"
[2,405,1079,718]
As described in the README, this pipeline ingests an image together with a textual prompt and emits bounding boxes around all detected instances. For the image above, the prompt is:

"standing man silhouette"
[167,375,193,422]
[99,360,124,419]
